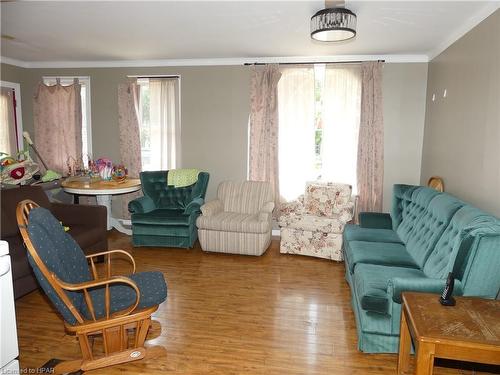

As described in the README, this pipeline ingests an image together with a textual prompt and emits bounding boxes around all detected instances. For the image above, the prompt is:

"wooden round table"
[62,178,141,235]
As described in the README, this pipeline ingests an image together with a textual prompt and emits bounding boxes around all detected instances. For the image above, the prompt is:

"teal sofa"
[129,171,209,248]
[343,184,500,353]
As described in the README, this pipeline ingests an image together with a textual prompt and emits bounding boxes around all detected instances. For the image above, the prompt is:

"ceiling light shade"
[310,8,357,42]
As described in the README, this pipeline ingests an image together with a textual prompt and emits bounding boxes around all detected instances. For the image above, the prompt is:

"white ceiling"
[1,1,499,67]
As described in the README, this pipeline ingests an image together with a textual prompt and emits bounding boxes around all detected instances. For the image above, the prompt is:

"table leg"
[96,194,112,230]
[415,342,435,375]
[397,307,412,375]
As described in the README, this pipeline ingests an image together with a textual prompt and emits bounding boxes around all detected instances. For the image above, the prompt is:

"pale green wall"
[1,62,428,208]
[0,65,251,200]
[421,10,500,217]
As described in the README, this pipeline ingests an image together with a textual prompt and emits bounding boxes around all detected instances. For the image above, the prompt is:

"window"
[0,80,23,155]
[137,77,181,171]
[42,76,92,166]
[278,65,361,201]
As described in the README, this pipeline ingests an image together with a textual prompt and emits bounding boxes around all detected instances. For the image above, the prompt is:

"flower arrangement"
[85,158,128,183]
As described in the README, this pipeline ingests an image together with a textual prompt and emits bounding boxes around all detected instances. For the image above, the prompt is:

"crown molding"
[1,54,429,69]
[0,56,30,68]
[427,2,500,61]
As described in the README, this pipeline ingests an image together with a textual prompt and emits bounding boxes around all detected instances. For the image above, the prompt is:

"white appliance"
[0,240,20,373]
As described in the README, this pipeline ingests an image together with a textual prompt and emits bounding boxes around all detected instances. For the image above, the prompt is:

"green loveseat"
[343,184,500,353]
[129,170,209,248]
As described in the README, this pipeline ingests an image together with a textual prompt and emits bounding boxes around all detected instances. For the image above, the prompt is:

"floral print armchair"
[278,182,355,261]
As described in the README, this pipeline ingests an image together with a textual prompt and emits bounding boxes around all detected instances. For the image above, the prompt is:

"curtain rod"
[243,60,384,66]
[127,75,180,78]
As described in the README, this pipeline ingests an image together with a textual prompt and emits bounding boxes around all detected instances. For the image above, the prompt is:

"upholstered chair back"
[140,171,209,209]
[303,182,352,217]
[27,207,92,325]
[217,181,273,214]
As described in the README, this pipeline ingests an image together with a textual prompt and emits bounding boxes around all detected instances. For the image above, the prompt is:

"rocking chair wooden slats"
[16,200,167,374]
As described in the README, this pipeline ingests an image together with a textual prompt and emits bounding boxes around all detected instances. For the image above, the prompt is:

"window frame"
[0,80,24,152]
[42,76,92,159]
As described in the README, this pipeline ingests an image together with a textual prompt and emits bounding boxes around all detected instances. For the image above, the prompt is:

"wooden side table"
[397,292,500,375]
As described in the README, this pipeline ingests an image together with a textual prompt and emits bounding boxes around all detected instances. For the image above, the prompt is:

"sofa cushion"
[197,212,269,234]
[396,187,441,243]
[131,209,191,226]
[404,193,463,268]
[391,184,418,231]
[345,241,418,273]
[353,263,426,314]
[279,214,345,233]
[68,225,107,250]
[423,205,500,279]
[344,224,402,243]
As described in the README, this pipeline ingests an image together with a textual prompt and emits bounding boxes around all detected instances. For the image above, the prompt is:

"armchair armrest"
[387,277,463,304]
[358,212,393,229]
[86,249,136,279]
[58,275,140,320]
[278,196,304,217]
[200,199,223,217]
[184,197,205,215]
[51,202,106,228]
[258,201,275,222]
[128,195,156,214]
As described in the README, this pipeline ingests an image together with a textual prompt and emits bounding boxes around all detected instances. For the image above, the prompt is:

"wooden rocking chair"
[16,200,168,374]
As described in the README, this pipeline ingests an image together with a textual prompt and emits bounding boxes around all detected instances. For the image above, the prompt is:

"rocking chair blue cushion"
[27,207,167,325]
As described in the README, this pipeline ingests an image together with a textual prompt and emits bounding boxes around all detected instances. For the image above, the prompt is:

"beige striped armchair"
[196,181,274,256]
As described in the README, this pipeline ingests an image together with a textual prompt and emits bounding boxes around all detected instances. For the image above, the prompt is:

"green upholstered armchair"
[129,170,209,248]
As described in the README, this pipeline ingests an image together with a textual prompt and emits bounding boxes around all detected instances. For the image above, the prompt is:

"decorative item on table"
[96,158,113,181]
[111,164,128,182]
[66,156,86,177]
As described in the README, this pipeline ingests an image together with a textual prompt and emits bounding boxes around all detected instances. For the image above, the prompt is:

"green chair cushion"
[344,224,402,243]
[345,241,418,273]
[131,209,192,226]
[353,263,426,314]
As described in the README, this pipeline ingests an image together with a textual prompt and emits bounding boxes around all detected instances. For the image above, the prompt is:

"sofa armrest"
[128,196,156,214]
[388,277,464,304]
[258,201,275,222]
[184,197,205,215]
[200,199,223,217]
[358,212,393,229]
[51,203,107,229]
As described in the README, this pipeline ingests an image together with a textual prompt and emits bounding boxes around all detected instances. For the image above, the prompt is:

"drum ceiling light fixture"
[310,1,357,42]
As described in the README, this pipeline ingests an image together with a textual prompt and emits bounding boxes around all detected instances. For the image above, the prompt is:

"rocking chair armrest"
[86,249,136,277]
[58,275,141,320]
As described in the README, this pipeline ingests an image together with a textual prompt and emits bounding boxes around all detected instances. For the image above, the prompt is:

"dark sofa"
[1,185,108,298]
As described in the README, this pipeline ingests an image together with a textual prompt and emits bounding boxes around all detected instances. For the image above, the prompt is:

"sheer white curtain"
[278,67,316,201]
[146,78,180,170]
[0,87,17,155]
[321,65,362,191]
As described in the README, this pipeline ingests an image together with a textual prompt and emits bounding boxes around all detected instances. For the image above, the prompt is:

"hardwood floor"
[14,232,497,374]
